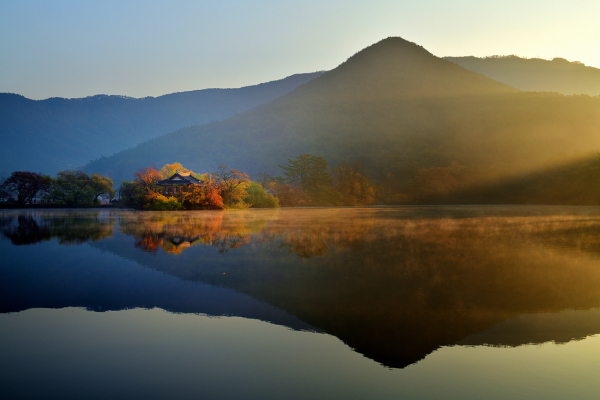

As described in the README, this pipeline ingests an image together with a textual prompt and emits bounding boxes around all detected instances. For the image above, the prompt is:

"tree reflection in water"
[108,208,600,367]
[1,211,114,245]
[2,215,51,245]
[4,207,600,368]
[118,211,269,254]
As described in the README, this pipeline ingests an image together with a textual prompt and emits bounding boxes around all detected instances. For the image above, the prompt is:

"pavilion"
[156,172,207,194]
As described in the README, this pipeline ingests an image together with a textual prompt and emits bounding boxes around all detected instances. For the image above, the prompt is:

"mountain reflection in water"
[2,206,600,368]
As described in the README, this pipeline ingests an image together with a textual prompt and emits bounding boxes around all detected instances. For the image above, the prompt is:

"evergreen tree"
[279,154,330,191]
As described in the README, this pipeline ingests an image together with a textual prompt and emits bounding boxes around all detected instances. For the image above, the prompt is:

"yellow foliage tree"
[159,163,192,179]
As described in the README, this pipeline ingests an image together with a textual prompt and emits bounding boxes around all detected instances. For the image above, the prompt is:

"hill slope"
[0,71,323,176]
[84,37,600,197]
[445,55,600,95]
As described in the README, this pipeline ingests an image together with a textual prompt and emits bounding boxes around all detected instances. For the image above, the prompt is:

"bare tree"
[212,164,249,205]
[253,172,275,188]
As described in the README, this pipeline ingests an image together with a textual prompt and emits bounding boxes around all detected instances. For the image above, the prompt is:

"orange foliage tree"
[134,166,162,188]
[179,179,224,210]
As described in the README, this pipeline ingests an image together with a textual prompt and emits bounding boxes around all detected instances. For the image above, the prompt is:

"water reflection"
[458,308,600,347]
[118,211,269,254]
[1,210,114,245]
[3,207,600,368]
[2,215,51,245]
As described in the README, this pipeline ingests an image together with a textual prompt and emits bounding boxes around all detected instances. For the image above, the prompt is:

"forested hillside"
[84,37,600,205]
[0,72,323,176]
[445,55,600,96]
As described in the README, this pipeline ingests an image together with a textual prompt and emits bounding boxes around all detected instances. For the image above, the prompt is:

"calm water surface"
[1,206,600,399]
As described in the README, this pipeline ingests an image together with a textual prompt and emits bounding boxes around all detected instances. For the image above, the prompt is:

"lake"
[1,206,600,399]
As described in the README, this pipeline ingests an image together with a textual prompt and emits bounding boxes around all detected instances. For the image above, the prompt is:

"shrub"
[144,193,182,211]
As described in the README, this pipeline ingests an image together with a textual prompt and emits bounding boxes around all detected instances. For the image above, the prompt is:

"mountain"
[445,55,600,95]
[83,37,600,200]
[0,71,324,177]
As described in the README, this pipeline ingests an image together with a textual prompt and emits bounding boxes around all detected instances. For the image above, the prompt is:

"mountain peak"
[292,37,518,102]
[345,37,434,63]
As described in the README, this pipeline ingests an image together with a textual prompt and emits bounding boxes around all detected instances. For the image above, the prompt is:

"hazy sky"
[1,0,599,100]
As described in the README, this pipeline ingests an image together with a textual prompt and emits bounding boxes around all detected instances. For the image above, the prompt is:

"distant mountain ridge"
[83,37,600,198]
[445,55,600,95]
[83,38,518,180]
[0,71,324,176]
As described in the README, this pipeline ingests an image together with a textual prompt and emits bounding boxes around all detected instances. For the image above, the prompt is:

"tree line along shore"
[5,151,600,209]
[0,155,380,210]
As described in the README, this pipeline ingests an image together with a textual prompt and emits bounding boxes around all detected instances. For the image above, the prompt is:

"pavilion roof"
[156,172,207,186]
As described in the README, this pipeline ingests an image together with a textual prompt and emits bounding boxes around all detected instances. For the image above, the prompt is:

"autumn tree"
[159,162,192,179]
[90,174,115,203]
[180,180,224,210]
[212,164,249,206]
[129,166,173,210]
[269,182,311,207]
[134,166,162,189]
[331,162,375,206]
[2,171,51,205]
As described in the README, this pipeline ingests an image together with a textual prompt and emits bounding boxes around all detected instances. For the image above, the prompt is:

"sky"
[1,0,599,100]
